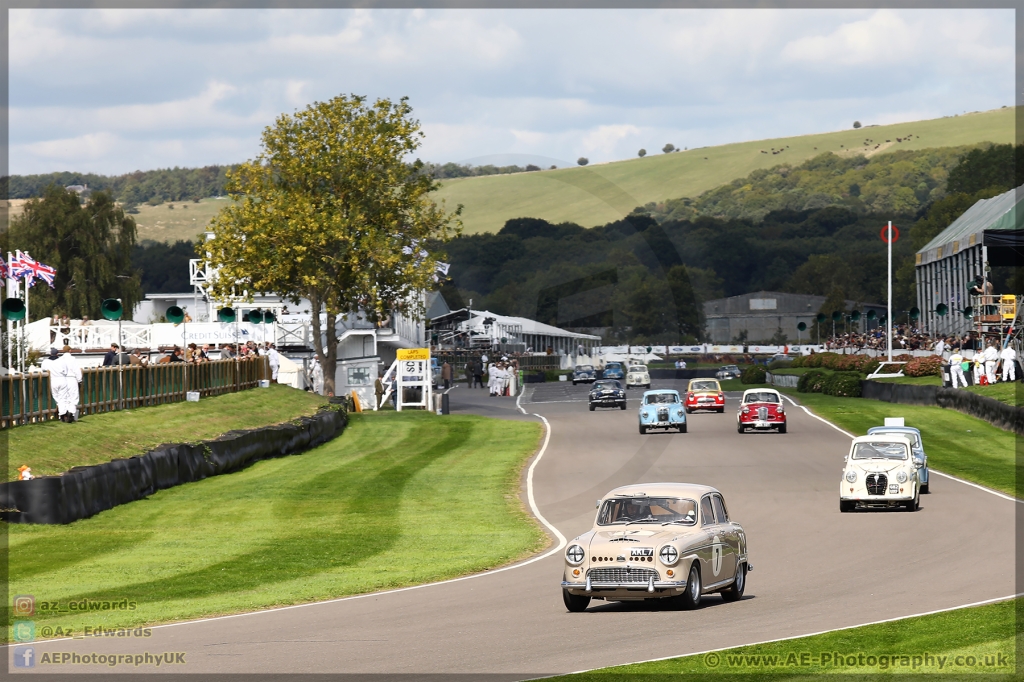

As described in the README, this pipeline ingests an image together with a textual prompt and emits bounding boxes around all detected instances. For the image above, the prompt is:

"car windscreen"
[852,442,908,460]
[870,429,921,448]
[605,363,622,369]
[645,394,679,404]
[744,392,780,404]
[576,365,594,372]
[629,365,647,372]
[597,497,697,525]
[724,365,739,371]
[593,381,620,390]
[690,381,719,391]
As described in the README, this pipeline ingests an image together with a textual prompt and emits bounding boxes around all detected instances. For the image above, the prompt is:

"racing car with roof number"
[685,378,725,413]
[626,363,651,389]
[589,380,627,411]
[737,388,787,433]
[638,390,687,433]
[561,482,750,612]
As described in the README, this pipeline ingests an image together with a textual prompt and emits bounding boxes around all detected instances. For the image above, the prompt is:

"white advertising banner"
[707,345,744,353]
[650,345,667,354]
[667,345,706,354]
[151,322,275,348]
[747,345,782,354]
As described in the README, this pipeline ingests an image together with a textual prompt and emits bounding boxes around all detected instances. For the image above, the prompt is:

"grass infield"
[6,384,328,480]
[550,598,1017,679]
[5,411,544,637]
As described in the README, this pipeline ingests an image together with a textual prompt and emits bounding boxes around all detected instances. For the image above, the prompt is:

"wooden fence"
[1,357,269,429]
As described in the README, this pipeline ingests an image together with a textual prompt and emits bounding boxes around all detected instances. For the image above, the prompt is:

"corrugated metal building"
[915,185,1023,335]
[703,291,885,343]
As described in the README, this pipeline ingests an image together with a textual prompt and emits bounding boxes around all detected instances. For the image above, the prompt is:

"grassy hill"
[6,196,227,243]
[435,107,1016,234]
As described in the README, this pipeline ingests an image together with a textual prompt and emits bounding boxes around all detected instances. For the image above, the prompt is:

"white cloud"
[7,8,1014,175]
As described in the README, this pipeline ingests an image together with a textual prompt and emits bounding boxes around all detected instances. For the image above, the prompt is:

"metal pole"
[118,319,124,411]
[887,220,893,364]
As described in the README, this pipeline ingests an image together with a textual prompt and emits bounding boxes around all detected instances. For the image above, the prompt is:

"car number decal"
[630,548,653,558]
[712,540,723,577]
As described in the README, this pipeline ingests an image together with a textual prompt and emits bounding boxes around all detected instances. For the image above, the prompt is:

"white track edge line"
[537,591,1024,680]
[781,393,1022,504]
[10,394,566,648]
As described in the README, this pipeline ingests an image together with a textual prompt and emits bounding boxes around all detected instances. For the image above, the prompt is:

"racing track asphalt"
[14,380,1017,678]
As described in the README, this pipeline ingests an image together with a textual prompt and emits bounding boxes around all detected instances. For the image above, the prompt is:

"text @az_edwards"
[13,650,186,669]
[702,651,1012,671]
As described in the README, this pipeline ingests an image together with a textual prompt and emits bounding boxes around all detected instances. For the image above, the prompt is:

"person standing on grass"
[41,349,62,417]
[266,343,281,383]
[983,340,999,384]
[1000,344,1016,382]
[310,355,325,395]
[53,345,83,422]
[972,353,985,385]
[374,371,385,407]
[948,349,966,388]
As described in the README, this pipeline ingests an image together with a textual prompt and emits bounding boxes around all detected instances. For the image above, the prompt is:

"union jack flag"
[0,258,8,281]
[13,251,56,288]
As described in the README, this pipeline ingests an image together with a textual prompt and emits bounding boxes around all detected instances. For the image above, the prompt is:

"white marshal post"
[868,220,906,378]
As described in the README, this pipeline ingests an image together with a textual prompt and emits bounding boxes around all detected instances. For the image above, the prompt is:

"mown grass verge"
[551,598,1017,679]
[5,411,545,637]
[780,389,1018,497]
[7,384,327,480]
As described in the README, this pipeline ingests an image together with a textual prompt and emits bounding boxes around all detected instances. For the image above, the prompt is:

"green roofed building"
[915,185,1023,336]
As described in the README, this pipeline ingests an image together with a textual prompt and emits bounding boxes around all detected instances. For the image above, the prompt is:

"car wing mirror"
[596,500,602,509]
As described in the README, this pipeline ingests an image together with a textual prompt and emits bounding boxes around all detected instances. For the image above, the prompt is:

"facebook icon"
[13,647,35,668]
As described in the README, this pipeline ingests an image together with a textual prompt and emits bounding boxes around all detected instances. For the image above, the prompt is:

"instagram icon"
[13,595,35,617]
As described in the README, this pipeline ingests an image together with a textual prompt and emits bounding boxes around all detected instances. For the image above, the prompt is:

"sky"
[8,8,1015,176]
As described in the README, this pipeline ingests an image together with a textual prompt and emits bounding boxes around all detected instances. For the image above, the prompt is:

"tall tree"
[8,186,141,320]
[204,95,461,394]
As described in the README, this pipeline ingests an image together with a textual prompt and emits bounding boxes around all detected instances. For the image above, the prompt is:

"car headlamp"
[659,544,679,566]
[566,544,585,565]
[845,470,857,483]
[896,471,908,483]
[642,410,649,418]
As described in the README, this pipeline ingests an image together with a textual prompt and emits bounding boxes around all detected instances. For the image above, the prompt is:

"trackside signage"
[397,348,430,361]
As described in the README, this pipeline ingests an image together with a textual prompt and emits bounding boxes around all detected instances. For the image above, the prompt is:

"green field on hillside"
[435,107,1015,234]
[6,412,545,635]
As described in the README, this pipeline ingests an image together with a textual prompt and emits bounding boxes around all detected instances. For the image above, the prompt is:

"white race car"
[626,364,651,389]
[840,435,920,512]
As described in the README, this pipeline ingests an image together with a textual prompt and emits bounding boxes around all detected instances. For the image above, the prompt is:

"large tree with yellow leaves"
[204,95,460,395]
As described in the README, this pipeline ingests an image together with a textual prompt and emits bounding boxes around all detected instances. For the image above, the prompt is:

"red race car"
[684,379,725,413]
[737,388,787,433]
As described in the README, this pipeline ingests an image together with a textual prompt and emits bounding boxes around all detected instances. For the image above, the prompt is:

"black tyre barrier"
[860,380,1024,435]
[0,407,346,525]
[648,369,721,380]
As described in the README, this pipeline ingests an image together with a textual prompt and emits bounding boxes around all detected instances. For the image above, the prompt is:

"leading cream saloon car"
[840,435,921,512]
[561,483,750,612]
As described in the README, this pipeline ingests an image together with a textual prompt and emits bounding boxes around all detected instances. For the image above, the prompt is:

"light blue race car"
[638,389,687,434]
[866,423,930,494]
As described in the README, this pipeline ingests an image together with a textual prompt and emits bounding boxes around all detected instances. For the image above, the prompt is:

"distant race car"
[685,378,725,413]
[737,388,787,433]
[601,362,625,381]
[561,482,750,612]
[572,364,597,385]
[626,363,651,389]
[638,389,687,434]
[716,365,742,380]
[867,420,929,494]
[840,435,921,512]
[589,380,627,411]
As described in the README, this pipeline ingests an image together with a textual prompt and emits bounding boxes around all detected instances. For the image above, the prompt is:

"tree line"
[436,143,1020,344]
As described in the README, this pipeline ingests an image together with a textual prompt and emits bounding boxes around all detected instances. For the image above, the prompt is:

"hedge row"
[741,365,767,384]
[797,369,862,397]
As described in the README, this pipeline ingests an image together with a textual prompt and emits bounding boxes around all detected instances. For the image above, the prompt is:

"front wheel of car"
[676,563,702,610]
[589,404,595,412]
[840,500,856,513]
[562,589,591,613]
[721,562,745,602]
[778,423,787,434]
[737,423,744,434]
[685,407,692,414]
[717,408,725,413]
[679,423,687,433]
[639,425,647,435]
[572,381,577,386]
[921,481,929,494]
[904,494,920,512]
[619,404,626,410]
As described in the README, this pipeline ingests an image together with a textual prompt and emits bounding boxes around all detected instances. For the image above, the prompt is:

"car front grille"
[758,407,768,420]
[866,473,888,496]
[587,567,659,584]
[658,408,669,421]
